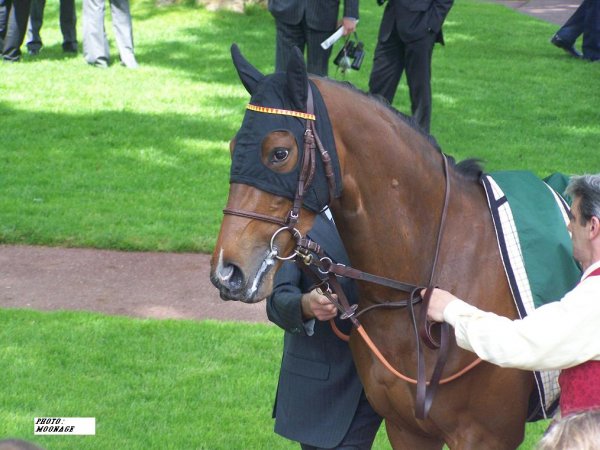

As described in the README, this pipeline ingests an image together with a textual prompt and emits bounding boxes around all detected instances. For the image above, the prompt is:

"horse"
[210,45,534,449]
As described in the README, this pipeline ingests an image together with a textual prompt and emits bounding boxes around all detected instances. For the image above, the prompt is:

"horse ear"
[286,47,308,111]
[231,43,264,95]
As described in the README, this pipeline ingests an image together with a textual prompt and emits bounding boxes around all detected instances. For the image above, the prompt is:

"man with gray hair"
[425,174,600,418]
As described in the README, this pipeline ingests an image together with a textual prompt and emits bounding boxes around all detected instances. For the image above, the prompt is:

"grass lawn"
[1,0,598,448]
[1,0,598,252]
[0,310,287,449]
[0,309,550,449]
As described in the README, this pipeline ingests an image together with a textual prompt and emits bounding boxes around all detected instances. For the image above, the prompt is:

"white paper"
[321,26,344,50]
[321,20,359,50]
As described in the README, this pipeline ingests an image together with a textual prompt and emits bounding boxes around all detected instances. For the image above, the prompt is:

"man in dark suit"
[550,0,600,62]
[1,0,32,62]
[267,210,382,449]
[368,0,454,133]
[0,0,7,49]
[26,0,78,55]
[268,0,358,76]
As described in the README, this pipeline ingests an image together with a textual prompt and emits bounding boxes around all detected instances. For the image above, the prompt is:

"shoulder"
[563,276,600,303]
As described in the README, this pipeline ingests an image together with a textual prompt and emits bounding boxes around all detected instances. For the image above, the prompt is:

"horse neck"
[319,81,479,292]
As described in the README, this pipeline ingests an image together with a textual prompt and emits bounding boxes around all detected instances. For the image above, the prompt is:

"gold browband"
[246,103,316,121]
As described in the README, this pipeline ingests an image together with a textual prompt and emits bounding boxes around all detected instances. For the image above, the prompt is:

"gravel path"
[0,245,268,323]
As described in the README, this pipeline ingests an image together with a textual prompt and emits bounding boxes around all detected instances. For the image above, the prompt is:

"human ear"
[589,216,600,239]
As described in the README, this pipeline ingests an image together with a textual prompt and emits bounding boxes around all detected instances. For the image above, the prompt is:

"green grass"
[1,0,596,447]
[1,0,598,252]
[0,309,549,449]
[0,309,550,449]
[0,309,287,449]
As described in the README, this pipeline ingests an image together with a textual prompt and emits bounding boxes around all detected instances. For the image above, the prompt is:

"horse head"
[210,45,342,303]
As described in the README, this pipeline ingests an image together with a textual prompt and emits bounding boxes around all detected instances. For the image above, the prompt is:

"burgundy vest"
[557,266,600,416]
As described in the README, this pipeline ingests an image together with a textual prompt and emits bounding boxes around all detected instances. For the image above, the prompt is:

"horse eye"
[271,147,289,163]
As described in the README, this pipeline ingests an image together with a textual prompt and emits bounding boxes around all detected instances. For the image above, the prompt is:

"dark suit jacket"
[267,213,363,448]
[379,0,454,44]
[268,0,359,32]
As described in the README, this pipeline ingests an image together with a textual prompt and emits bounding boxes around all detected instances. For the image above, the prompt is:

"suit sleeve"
[343,0,359,20]
[429,0,453,33]
[266,261,314,335]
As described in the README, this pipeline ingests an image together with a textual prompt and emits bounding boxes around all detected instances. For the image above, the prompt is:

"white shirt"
[443,260,600,371]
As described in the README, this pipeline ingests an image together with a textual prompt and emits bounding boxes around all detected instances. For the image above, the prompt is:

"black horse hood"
[229,45,342,213]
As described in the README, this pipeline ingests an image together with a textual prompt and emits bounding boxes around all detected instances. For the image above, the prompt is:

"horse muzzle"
[210,262,246,301]
[210,249,277,303]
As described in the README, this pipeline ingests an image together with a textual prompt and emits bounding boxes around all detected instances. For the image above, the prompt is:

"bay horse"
[210,45,534,449]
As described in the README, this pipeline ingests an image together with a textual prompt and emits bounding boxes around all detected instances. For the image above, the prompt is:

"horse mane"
[326,79,484,182]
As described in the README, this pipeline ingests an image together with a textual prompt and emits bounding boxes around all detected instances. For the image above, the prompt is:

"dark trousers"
[27,0,77,52]
[300,392,382,450]
[581,0,600,61]
[1,0,31,61]
[275,17,332,76]
[369,30,436,133]
[0,0,8,47]
[557,0,600,61]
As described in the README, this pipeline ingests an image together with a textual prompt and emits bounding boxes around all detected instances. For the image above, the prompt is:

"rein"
[295,155,480,419]
[223,83,482,419]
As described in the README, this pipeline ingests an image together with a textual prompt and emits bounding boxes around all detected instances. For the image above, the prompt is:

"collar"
[581,260,600,281]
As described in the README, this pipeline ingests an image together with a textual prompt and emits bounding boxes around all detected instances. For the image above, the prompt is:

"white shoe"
[120,53,139,69]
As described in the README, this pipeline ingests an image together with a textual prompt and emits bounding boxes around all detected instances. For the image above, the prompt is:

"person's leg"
[2,0,31,61]
[305,26,331,76]
[404,33,436,133]
[550,0,588,57]
[82,0,109,66]
[60,0,77,52]
[334,392,382,449]
[556,0,587,44]
[368,30,405,105]
[0,0,11,49]
[26,0,44,54]
[274,19,306,73]
[109,0,137,67]
[582,0,600,61]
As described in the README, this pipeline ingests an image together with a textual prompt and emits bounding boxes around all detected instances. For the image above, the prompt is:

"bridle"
[223,83,481,419]
[224,85,336,231]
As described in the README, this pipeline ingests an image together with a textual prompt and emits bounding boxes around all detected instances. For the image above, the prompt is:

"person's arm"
[341,0,359,35]
[341,17,357,36]
[266,262,337,336]
[425,282,600,371]
[343,0,359,22]
[428,0,454,33]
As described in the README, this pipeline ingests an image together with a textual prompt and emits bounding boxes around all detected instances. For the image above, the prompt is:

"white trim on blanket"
[481,175,563,420]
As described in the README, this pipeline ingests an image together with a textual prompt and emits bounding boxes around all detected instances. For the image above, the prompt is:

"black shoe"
[92,60,109,68]
[62,42,78,53]
[550,34,582,58]
[27,47,40,55]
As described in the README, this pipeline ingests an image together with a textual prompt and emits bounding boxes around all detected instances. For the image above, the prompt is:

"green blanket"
[491,171,581,308]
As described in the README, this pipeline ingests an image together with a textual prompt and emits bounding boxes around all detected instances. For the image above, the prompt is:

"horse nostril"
[219,263,244,292]
[217,265,234,283]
